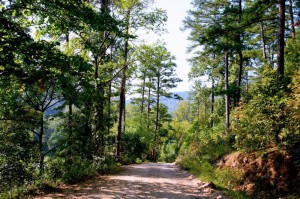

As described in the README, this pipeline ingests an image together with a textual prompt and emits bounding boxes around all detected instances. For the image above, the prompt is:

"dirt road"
[35,163,229,199]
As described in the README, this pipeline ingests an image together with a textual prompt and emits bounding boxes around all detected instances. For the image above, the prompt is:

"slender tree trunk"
[260,23,267,60]
[116,72,126,158]
[288,0,295,37]
[39,111,44,175]
[107,48,113,135]
[236,0,243,106]
[236,50,243,106]
[93,56,105,156]
[147,83,151,129]
[83,102,93,161]
[141,73,146,114]
[197,99,200,122]
[204,98,207,128]
[225,50,229,135]
[275,0,286,143]
[246,69,249,93]
[116,10,130,158]
[107,80,112,134]
[154,75,160,162]
[94,57,99,154]
[101,0,109,12]
[238,0,242,21]
[277,0,285,77]
[123,97,126,133]
[93,57,105,156]
[271,41,275,67]
[269,43,272,65]
[66,33,73,136]
[68,103,73,135]
[210,76,214,129]
[99,87,105,155]
[66,34,73,135]
[95,0,111,155]
[94,57,99,81]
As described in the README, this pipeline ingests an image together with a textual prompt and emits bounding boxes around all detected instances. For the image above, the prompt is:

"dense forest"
[0,0,300,198]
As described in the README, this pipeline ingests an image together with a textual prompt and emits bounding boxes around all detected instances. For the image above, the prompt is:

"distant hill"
[160,91,189,113]
[128,91,190,113]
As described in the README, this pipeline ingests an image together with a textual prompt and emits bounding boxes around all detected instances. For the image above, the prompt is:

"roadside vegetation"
[1,0,300,198]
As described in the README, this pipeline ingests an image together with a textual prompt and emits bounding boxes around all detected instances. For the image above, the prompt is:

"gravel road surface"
[35,163,229,199]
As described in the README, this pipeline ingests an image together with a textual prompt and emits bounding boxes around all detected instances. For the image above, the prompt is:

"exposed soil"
[34,163,229,199]
[216,149,300,197]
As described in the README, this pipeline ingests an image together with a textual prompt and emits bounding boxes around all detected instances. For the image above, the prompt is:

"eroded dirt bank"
[35,163,229,199]
[216,149,300,197]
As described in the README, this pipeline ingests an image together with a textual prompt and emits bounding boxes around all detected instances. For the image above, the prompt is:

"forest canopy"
[0,0,300,198]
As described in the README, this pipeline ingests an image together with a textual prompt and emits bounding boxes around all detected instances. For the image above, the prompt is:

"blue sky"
[139,0,193,92]
[155,0,192,92]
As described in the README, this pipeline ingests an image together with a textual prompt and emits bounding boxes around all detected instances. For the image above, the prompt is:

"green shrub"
[93,156,121,174]
[0,186,27,199]
[159,141,177,163]
[120,132,148,164]
[233,69,300,151]
[177,156,246,199]
[45,156,96,184]
[0,126,38,194]
[176,124,247,198]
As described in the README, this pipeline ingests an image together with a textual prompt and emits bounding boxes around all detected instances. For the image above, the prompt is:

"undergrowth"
[176,125,248,198]
[0,156,121,199]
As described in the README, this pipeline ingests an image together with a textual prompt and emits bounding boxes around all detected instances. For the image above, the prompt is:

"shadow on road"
[35,163,227,199]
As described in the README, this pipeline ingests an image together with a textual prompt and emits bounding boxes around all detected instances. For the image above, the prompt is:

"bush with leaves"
[45,156,96,184]
[0,85,40,193]
[44,109,96,183]
[160,140,177,163]
[178,122,232,166]
[94,156,121,174]
[284,71,300,161]
[233,68,295,151]
[0,123,38,192]
[120,132,148,164]
[176,123,240,194]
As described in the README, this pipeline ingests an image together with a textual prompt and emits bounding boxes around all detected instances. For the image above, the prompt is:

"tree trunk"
[68,103,73,135]
[83,102,93,161]
[277,0,285,77]
[204,98,207,128]
[269,43,274,66]
[210,76,214,129]
[141,73,146,114]
[225,50,230,135]
[236,0,243,106]
[101,0,109,12]
[116,72,126,158]
[154,75,160,162]
[39,111,44,175]
[99,87,105,155]
[65,33,73,136]
[107,38,114,135]
[236,50,243,106]
[197,99,200,122]
[116,10,130,158]
[123,96,126,133]
[147,79,151,129]
[93,55,105,156]
[93,56,99,155]
[94,0,111,155]
[107,70,112,135]
[288,0,295,37]
[260,23,267,60]
[246,69,249,93]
